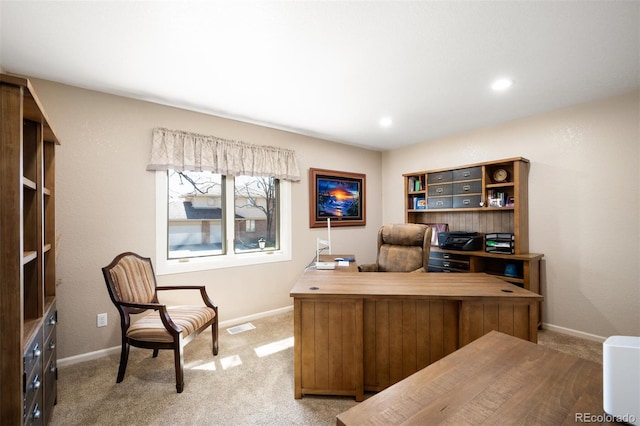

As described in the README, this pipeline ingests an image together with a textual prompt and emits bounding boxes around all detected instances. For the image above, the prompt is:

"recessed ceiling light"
[379,117,393,128]
[491,78,514,91]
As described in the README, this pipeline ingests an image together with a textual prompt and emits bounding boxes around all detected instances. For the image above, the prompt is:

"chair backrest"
[102,252,158,314]
[376,224,432,272]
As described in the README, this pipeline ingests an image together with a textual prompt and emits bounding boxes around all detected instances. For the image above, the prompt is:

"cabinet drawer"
[23,372,43,426]
[45,328,56,367]
[427,197,453,209]
[429,258,470,271]
[43,304,57,341]
[427,183,453,197]
[453,166,482,181]
[427,171,453,184]
[453,194,482,208]
[453,180,482,195]
[24,330,44,385]
[431,251,469,262]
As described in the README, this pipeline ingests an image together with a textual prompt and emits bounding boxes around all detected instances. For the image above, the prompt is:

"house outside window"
[156,170,291,275]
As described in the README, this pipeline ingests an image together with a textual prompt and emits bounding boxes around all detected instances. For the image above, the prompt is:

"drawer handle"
[443,262,450,267]
[436,188,443,194]
[50,363,57,373]
[32,375,41,390]
[463,199,471,205]
[463,171,471,177]
[48,341,56,350]
[48,316,57,326]
[437,175,443,181]
[435,201,444,207]
[32,344,41,359]
[462,185,471,191]
[32,404,41,420]
[443,254,450,259]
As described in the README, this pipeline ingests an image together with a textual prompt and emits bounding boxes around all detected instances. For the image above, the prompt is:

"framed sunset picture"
[309,168,366,228]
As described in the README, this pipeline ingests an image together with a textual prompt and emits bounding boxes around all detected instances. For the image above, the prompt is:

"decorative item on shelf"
[487,190,507,207]
[493,168,508,183]
[414,197,426,210]
[258,238,266,250]
[424,223,449,247]
[407,176,424,192]
[504,263,519,278]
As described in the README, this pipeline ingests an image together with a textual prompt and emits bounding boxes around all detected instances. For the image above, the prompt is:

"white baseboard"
[57,305,294,368]
[542,322,607,343]
[57,346,121,368]
[219,305,293,329]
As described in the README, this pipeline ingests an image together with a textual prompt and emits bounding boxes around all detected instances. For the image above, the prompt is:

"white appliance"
[603,335,640,425]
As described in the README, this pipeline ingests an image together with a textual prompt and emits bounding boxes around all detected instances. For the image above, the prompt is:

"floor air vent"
[226,323,256,335]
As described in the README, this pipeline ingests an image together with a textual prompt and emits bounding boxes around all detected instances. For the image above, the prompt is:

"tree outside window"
[166,170,279,259]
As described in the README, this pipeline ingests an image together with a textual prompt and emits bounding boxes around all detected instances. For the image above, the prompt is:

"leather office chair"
[358,223,432,272]
[102,252,218,393]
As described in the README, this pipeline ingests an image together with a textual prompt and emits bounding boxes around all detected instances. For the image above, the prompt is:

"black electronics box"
[438,231,483,251]
[485,233,515,254]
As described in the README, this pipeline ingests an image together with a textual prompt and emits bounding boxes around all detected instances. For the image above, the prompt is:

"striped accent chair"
[102,252,218,393]
[358,224,433,272]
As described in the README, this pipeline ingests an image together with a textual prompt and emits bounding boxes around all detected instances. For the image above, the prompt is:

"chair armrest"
[157,286,218,310]
[119,301,165,311]
[120,300,183,335]
[358,263,379,272]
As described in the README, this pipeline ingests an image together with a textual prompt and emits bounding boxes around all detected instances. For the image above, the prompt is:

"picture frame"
[309,168,366,228]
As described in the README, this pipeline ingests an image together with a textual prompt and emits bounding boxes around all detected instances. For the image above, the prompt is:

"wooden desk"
[337,331,610,425]
[290,260,543,401]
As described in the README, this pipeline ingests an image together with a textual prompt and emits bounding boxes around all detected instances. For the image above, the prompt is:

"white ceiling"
[1,1,638,151]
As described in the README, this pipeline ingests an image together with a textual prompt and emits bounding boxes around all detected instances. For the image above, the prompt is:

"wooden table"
[337,331,610,425]
[291,258,543,401]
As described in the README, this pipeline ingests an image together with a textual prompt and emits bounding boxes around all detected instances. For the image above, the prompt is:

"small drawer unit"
[428,183,453,197]
[453,166,482,181]
[427,171,453,184]
[429,251,471,272]
[453,180,482,195]
[453,195,482,208]
[427,197,453,209]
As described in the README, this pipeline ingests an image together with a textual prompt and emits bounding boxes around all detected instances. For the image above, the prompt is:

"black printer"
[438,231,483,251]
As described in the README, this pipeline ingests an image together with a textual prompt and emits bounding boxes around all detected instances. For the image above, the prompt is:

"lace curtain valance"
[146,127,300,181]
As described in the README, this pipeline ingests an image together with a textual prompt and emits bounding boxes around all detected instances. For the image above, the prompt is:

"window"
[156,170,291,275]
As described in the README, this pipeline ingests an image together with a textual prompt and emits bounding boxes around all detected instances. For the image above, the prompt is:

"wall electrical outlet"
[97,313,108,328]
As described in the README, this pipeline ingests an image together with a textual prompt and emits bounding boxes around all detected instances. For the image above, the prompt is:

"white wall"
[28,76,639,359]
[30,79,382,359]
[382,91,640,338]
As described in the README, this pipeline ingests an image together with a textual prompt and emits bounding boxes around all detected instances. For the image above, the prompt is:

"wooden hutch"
[1,73,60,424]
[404,157,543,299]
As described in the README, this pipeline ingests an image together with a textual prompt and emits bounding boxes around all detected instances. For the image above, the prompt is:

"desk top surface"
[291,258,543,300]
[337,330,607,425]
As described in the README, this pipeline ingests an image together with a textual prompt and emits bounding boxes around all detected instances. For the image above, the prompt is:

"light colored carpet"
[50,309,602,426]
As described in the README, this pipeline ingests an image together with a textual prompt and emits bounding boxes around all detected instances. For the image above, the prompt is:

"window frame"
[155,171,292,275]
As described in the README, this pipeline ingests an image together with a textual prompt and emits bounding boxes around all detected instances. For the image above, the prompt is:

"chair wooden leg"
[174,345,184,393]
[212,318,219,356]
[152,349,159,358]
[117,340,129,383]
